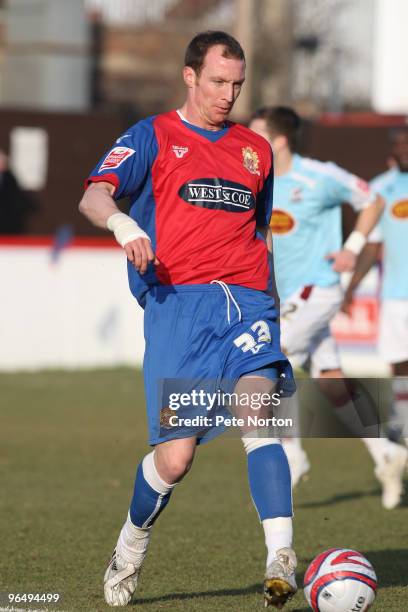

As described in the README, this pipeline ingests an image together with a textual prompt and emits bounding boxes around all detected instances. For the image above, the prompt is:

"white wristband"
[343,230,366,256]
[106,212,150,248]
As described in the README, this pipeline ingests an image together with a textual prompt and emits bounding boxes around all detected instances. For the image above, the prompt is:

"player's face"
[185,45,245,128]
[391,130,408,172]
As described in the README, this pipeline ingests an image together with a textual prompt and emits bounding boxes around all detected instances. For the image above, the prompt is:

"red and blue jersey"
[86,110,274,306]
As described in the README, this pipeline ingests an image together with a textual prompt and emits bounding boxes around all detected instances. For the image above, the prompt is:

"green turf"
[0,369,407,611]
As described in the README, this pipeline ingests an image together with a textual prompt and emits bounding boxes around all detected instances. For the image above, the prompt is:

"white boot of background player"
[282,438,310,488]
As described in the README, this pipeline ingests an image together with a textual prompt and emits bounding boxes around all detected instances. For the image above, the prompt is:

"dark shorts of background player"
[143,283,294,445]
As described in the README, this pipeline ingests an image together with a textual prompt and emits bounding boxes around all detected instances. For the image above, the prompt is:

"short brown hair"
[185,30,245,76]
[251,106,301,152]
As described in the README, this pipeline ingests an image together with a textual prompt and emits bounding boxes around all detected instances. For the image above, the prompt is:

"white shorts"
[280,284,343,375]
[378,299,408,364]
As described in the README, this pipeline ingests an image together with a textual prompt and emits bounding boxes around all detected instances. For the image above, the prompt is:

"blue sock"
[129,459,173,528]
[247,444,292,520]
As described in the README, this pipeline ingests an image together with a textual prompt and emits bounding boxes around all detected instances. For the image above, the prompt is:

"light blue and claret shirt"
[271,154,375,302]
[370,167,408,300]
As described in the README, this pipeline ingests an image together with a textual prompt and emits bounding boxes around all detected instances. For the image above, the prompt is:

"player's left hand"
[325,249,357,273]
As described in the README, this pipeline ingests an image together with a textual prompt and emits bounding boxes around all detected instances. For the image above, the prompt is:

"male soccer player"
[80,32,296,608]
[249,107,408,508]
[345,127,408,458]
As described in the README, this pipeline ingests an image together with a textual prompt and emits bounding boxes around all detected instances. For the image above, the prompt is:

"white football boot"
[264,547,297,608]
[104,532,150,606]
[282,443,310,488]
[374,443,408,509]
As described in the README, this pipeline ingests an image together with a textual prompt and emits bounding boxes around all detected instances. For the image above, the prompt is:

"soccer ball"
[303,548,377,611]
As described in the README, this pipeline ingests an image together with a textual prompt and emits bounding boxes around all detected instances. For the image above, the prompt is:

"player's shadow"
[295,487,381,508]
[296,481,408,508]
[132,583,261,605]
[131,550,408,607]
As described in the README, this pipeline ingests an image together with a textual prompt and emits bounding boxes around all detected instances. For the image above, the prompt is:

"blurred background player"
[345,127,408,450]
[249,106,408,509]
[80,32,297,608]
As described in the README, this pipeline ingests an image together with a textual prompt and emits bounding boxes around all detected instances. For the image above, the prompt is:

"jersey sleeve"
[255,171,274,226]
[85,117,158,199]
[255,140,274,230]
[324,162,376,211]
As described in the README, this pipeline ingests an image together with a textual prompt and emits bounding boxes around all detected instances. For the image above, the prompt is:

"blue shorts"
[143,283,294,445]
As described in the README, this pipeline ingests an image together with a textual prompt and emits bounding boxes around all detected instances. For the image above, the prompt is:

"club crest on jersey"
[172,145,189,159]
[99,147,135,172]
[391,199,408,219]
[242,146,260,175]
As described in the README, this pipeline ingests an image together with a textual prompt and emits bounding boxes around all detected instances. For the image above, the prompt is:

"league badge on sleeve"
[99,146,135,172]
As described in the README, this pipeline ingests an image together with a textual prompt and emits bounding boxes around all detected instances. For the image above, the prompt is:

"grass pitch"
[0,369,407,611]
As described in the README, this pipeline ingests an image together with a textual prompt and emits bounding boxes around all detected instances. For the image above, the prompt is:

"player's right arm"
[79,120,159,274]
[79,180,119,227]
[327,193,383,272]
[79,182,157,274]
[323,164,384,272]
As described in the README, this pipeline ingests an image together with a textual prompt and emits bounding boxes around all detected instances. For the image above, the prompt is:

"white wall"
[0,242,145,371]
[0,241,386,375]
[372,0,408,113]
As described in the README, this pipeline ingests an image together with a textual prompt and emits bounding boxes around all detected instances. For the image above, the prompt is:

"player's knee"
[155,444,195,483]
[163,454,193,481]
